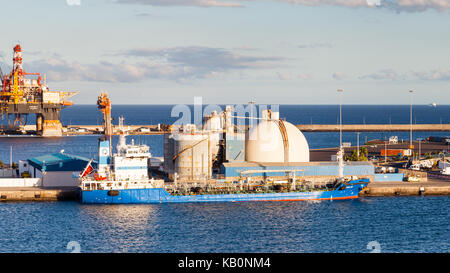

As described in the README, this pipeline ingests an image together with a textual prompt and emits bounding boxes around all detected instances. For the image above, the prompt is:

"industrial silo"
[163,133,175,176]
[173,133,211,181]
[245,110,310,163]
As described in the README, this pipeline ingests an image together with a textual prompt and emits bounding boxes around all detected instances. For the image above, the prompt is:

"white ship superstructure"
[79,133,162,191]
[113,133,151,181]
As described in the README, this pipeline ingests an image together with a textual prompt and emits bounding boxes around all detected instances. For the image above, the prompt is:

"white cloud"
[298,42,333,49]
[277,72,291,80]
[26,46,285,83]
[276,0,450,12]
[135,12,151,16]
[119,46,285,71]
[279,0,373,8]
[332,72,346,80]
[26,57,178,83]
[116,0,450,12]
[359,68,450,81]
[0,62,10,76]
[359,69,402,80]
[116,0,244,7]
[298,73,311,80]
[233,45,258,51]
[394,0,450,12]
[413,69,450,80]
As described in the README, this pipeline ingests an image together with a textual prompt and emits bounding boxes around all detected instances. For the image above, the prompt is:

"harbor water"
[0,197,448,253]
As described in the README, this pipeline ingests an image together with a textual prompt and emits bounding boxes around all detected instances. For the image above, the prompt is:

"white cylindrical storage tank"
[283,121,309,162]
[204,111,222,132]
[225,105,234,133]
[163,133,175,175]
[271,111,279,120]
[173,134,210,181]
[245,120,309,163]
[208,132,221,162]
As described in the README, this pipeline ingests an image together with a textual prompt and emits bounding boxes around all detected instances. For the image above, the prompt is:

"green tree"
[349,148,368,161]
[360,146,368,157]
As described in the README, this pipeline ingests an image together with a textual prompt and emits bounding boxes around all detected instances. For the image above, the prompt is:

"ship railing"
[162,178,334,195]
[79,179,158,191]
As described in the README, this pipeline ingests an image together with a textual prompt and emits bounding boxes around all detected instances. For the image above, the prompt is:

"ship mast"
[117,116,127,154]
[337,89,344,181]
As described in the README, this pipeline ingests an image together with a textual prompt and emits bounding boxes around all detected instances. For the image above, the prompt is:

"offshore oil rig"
[0,44,77,136]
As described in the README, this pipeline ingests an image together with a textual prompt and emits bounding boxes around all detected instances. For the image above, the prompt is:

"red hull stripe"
[243,196,359,202]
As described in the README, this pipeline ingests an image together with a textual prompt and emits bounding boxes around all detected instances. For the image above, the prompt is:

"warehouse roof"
[221,161,374,178]
[28,152,97,172]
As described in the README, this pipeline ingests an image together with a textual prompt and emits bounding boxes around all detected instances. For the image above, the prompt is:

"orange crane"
[97,92,112,137]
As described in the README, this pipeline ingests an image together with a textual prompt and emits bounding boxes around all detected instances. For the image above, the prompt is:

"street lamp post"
[249,100,256,128]
[357,132,360,160]
[384,137,387,164]
[417,138,422,161]
[338,89,343,148]
[337,89,344,180]
[409,90,414,150]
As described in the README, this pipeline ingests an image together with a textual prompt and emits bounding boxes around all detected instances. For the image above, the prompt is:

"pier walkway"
[4,124,450,136]
[0,187,78,201]
[359,180,450,197]
[65,123,450,135]
[295,124,450,132]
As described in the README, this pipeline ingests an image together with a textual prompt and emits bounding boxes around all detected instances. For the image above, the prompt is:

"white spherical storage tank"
[245,120,310,163]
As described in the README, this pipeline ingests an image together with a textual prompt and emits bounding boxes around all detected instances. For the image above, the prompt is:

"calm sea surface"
[0,197,448,253]
[0,105,449,253]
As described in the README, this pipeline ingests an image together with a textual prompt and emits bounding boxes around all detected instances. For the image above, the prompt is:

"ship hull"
[79,180,369,204]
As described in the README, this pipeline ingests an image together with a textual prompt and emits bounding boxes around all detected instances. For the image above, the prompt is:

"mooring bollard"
[419,187,425,196]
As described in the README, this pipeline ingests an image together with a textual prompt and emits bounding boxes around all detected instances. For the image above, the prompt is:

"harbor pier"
[3,123,450,136]
[360,180,450,196]
[65,123,450,135]
[0,187,78,201]
[295,124,450,132]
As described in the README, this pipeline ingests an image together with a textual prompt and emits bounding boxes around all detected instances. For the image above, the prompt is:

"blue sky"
[1,0,450,104]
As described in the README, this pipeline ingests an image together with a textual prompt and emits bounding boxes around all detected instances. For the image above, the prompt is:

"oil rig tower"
[0,44,77,136]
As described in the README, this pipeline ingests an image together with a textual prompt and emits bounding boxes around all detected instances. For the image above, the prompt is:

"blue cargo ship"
[78,134,369,204]
[80,179,369,204]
